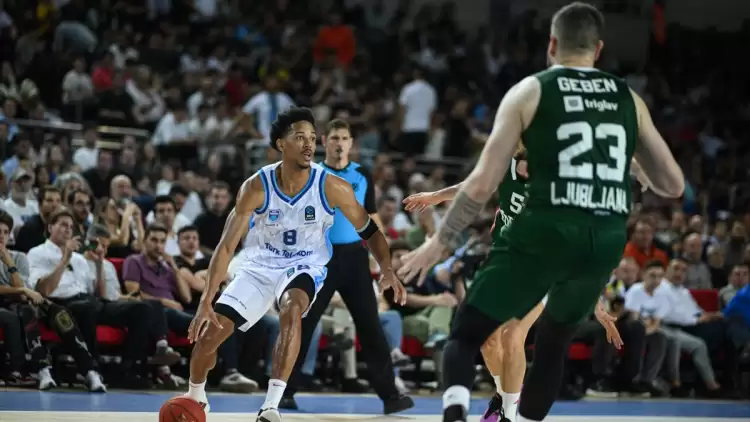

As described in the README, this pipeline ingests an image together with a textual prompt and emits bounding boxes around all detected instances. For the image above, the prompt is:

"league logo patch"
[304,205,316,221]
[269,209,281,222]
[287,267,295,278]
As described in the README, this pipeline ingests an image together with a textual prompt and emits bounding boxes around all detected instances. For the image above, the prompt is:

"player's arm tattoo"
[436,191,484,250]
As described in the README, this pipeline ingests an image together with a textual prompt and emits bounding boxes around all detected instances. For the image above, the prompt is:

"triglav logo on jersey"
[269,209,282,222]
[304,205,316,221]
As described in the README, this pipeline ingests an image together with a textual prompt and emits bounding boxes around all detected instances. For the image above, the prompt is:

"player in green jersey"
[404,145,540,422]
[398,3,684,422]
[404,146,649,422]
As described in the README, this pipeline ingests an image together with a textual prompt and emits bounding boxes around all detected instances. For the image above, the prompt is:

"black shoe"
[328,333,354,351]
[559,383,584,401]
[341,378,369,393]
[670,384,692,398]
[115,373,152,390]
[443,404,468,422]
[482,393,503,420]
[383,394,414,414]
[585,379,619,398]
[279,396,298,410]
[622,381,650,397]
[299,374,323,392]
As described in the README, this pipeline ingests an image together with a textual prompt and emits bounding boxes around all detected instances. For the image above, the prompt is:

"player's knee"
[503,321,531,350]
[278,290,309,321]
[194,318,233,355]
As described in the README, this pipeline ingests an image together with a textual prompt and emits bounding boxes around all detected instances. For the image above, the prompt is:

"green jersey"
[490,158,526,239]
[522,66,637,222]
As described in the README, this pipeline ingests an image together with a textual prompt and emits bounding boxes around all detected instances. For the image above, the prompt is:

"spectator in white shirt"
[682,233,712,289]
[26,210,167,389]
[660,258,750,372]
[396,67,436,156]
[658,259,721,396]
[72,123,99,171]
[62,57,94,105]
[186,76,219,117]
[126,66,166,126]
[623,260,668,395]
[3,168,39,230]
[241,75,295,145]
[180,45,205,73]
[152,104,192,146]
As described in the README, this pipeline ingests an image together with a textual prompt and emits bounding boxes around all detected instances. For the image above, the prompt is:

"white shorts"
[216,263,327,332]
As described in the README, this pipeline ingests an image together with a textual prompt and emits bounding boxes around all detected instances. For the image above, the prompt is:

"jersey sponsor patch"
[304,205,316,221]
[269,209,282,222]
[351,182,359,191]
[287,267,295,278]
[297,264,310,270]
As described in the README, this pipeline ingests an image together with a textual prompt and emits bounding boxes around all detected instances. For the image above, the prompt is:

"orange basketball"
[159,396,206,422]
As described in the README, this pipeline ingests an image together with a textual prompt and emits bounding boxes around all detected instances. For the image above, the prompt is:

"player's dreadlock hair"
[269,107,316,151]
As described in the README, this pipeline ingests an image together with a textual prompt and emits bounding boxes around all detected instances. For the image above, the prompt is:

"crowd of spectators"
[0,0,748,401]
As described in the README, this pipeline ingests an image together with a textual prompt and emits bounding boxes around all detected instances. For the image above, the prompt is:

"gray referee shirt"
[0,250,30,287]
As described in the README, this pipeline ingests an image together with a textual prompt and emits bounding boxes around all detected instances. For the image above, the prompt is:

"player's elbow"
[656,175,685,199]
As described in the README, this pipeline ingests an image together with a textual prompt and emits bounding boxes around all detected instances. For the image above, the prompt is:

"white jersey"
[240,162,335,270]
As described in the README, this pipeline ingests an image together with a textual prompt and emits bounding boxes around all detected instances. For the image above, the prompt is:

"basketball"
[159,397,206,422]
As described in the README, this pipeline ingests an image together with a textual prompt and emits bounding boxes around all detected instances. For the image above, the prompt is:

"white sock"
[518,415,542,422]
[493,375,503,394]
[262,379,287,410]
[187,380,207,401]
[503,392,521,421]
[156,339,168,348]
[442,385,470,410]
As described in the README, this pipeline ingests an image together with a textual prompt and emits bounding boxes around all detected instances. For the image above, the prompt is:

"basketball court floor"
[0,390,748,421]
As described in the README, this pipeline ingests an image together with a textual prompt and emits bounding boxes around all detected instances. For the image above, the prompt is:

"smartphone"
[85,239,99,251]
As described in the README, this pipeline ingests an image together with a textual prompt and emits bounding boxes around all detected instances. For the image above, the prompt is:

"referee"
[281,119,414,414]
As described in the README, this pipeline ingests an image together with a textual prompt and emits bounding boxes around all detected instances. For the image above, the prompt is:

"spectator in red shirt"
[91,52,115,92]
[623,218,669,269]
[313,12,356,68]
[224,65,247,107]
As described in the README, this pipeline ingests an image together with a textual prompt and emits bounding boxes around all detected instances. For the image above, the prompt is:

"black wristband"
[7,266,18,274]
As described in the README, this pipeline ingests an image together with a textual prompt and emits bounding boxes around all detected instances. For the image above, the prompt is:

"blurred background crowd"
[0,0,749,402]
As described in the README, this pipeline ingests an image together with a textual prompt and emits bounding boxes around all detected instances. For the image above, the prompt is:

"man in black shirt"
[13,187,62,253]
[193,181,231,256]
[98,72,135,127]
[173,226,210,311]
[82,150,115,199]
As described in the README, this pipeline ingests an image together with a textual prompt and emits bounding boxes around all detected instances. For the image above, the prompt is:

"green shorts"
[466,208,627,325]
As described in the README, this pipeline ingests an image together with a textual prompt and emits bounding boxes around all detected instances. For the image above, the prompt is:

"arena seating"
[0,260,721,366]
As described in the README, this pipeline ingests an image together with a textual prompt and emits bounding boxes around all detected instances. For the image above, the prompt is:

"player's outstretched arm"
[202,176,265,304]
[436,76,539,250]
[402,183,464,212]
[630,89,684,198]
[325,175,407,304]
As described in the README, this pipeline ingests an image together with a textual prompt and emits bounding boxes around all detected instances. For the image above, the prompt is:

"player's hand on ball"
[397,237,446,286]
[188,302,224,343]
[595,301,623,349]
[403,192,441,212]
[379,269,407,305]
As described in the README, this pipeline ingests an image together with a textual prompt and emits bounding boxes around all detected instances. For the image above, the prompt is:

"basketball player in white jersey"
[183,108,407,422]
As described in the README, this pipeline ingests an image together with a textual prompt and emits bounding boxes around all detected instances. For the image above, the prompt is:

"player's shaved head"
[551,2,604,55]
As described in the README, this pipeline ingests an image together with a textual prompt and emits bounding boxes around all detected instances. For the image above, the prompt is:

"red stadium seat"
[527,343,593,361]
[107,257,125,279]
[690,289,720,312]
[167,331,191,347]
[401,336,428,357]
